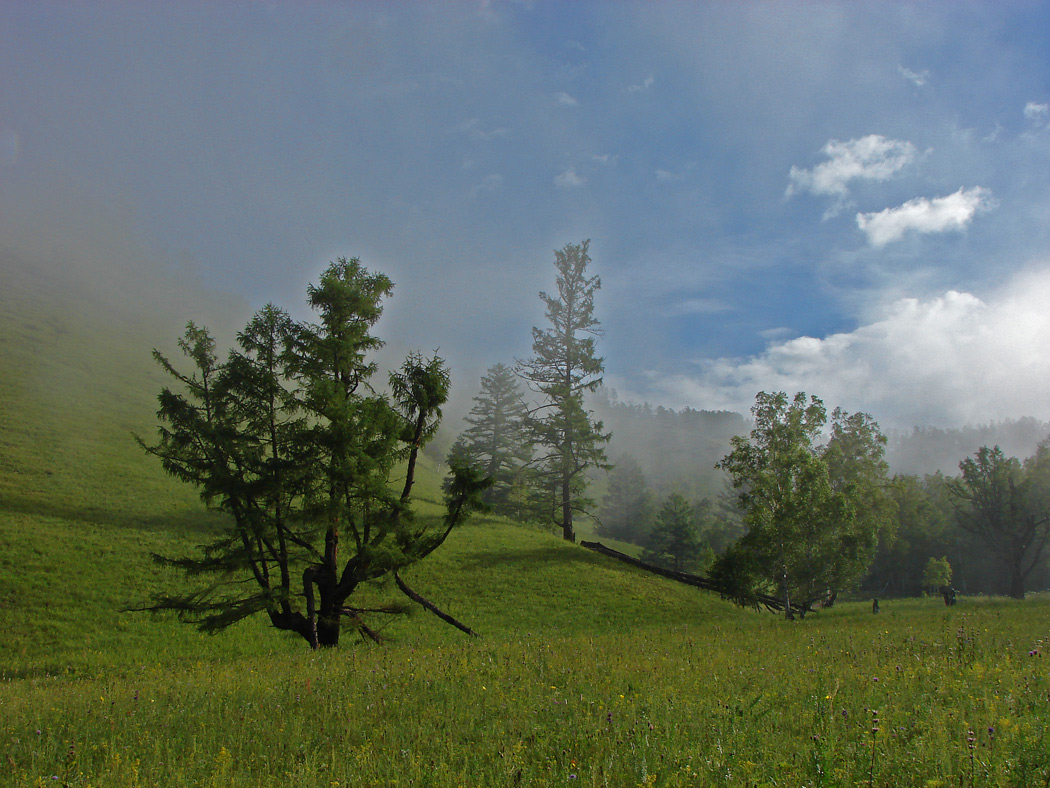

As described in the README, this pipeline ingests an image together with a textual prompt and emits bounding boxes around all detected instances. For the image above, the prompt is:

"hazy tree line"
[446,243,1050,606]
[885,418,1050,475]
[587,398,1050,607]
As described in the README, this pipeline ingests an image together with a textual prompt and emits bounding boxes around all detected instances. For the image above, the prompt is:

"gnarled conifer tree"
[138,258,487,648]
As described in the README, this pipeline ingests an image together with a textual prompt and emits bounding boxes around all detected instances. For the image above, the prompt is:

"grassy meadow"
[2,262,1050,787]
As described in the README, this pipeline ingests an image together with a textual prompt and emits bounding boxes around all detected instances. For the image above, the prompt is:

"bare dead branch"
[394,572,479,638]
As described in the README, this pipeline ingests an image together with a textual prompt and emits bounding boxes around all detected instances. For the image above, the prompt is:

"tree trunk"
[1009,562,1026,600]
[317,577,342,647]
[561,473,575,542]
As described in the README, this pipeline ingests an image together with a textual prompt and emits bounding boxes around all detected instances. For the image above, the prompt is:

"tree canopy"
[950,444,1050,599]
[642,493,704,573]
[715,391,890,617]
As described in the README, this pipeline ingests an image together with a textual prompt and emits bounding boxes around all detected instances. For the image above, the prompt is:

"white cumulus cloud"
[627,75,655,93]
[898,65,929,87]
[1024,101,1049,125]
[856,186,992,246]
[787,134,917,199]
[554,167,585,189]
[555,91,579,107]
[639,266,1050,428]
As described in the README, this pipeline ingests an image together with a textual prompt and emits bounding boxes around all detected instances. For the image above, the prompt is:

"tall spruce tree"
[642,493,703,572]
[138,258,488,648]
[518,240,610,541]
[448,363,532,517]
[598,453,655,543]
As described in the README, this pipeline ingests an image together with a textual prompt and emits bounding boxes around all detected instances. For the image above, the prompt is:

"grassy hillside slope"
[3,254,1049,788]
[0,251,735,677]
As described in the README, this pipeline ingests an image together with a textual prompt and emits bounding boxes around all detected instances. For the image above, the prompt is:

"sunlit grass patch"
[3,600,1049,787]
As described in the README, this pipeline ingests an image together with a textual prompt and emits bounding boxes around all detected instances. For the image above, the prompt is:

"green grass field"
[2,262,1049,787]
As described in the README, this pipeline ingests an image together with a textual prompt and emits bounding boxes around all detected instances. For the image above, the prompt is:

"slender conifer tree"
[518,240,610,541]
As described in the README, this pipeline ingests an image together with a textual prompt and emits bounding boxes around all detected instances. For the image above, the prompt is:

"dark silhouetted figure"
[940,585,957,606]
[872,598,880,614]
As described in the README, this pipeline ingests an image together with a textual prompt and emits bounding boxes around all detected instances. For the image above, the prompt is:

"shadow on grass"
[0,493,227,536]
[458,543,623,571]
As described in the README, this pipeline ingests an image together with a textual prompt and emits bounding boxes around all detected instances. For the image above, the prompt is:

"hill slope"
[5,244,1050,788]
[0,250,737,678]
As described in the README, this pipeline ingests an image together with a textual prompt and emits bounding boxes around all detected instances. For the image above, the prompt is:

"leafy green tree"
[448,363,532,517]
[951,445,1050,599]
[138,258,487,648]
[820,408,894,601]
[715,392,834,617]
[642,493,703,572]
[518,240,610,541]
[715,392,886,618]
[598,454,655,543]
[922,556,952,592]
[863,473,955,597]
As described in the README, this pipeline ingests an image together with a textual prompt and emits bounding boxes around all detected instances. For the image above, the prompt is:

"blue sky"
[4,1,1050,428]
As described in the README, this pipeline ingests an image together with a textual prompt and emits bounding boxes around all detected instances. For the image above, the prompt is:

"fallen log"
[579,540,804,617]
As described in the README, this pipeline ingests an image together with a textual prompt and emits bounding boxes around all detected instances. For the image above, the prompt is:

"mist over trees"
[597,454,656,543]
[592,392,748,500]
[885,418,1050,475]
[951,445,1050,599]
[436,237,1050,605]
